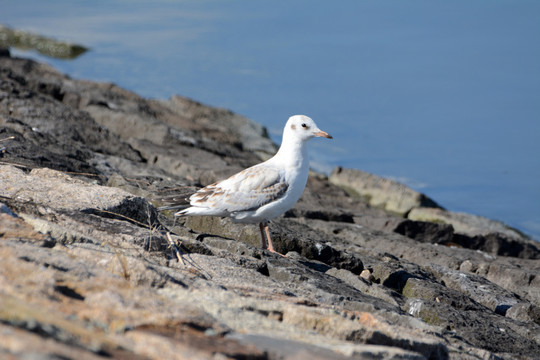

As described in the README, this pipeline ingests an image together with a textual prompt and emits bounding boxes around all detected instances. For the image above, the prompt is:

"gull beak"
[313,130,333,139]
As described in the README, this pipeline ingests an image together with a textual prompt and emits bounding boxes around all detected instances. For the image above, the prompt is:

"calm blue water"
[2,1,540,240]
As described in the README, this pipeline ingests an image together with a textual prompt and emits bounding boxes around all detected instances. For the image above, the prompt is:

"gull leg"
[259,222,268,250]
[263,223,276,253]
[259,222,286,256]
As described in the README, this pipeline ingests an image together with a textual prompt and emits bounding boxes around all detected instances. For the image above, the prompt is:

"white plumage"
[176,115,332,254]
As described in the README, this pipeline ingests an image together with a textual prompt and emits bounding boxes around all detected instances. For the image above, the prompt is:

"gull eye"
[301,123,307,128]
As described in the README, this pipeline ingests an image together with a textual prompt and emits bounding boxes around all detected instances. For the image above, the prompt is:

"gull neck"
[273,133,309,170]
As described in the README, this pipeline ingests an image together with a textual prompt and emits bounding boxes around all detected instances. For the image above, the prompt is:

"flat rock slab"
[0,165,154,224]
[408,207,525,240]
[329,166,441,216]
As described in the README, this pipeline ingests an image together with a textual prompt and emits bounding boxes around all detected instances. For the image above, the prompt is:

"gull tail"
[174,207,191,217]
[154,188,196,213]
[157,204,190,212]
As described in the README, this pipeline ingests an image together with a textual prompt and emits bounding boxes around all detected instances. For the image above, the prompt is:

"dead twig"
[0,136,15,153]
[166,232,185,265]
[163,232,212,279]
[62,171,101,177]
[90,208,151,229]
[0,161,31,169]
[0,136,15,142]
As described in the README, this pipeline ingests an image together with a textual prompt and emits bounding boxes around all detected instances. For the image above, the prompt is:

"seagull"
[175,115,332,255]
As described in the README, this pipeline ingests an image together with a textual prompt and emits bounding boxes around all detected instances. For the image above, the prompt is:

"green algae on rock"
[0,25,88,59]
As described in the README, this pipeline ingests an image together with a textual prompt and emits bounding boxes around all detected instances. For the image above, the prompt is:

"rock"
[393,219,455,244]
[408,207,540,259]
[1,54,540,359]
[0,25,88,59]
[408,207,524,240]
[0,58,142,175]
[327,166,538,260]
[227,333,428,360]
[360,269,375,282]
[162,95,277,157]
[403,297,540,357]
[484,261,540,306]
[1,202,18,217]
[0,206,54,247]
[329,166,441,216]
[327,268,403,307]
[0,165,157,225]
[426,264,521,315]
[506,303,540,325]
[452,232,540,259]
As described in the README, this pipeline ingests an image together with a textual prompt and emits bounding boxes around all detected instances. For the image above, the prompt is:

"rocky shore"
[1,52,539,360]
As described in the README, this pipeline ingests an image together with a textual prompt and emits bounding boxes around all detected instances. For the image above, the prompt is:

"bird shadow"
[195,232,236,242]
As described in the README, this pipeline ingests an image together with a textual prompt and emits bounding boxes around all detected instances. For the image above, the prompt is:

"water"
[2,1,539,240]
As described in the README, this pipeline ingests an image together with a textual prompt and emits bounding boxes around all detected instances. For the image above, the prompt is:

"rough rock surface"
[329,167,539,260]
[1,54,539,360]
[0,25,88,59]
[329,166,442,216]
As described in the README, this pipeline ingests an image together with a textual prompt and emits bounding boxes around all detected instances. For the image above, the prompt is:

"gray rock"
[329,166,441,216]
[408,207,524,240]
[451,232,540,259]
[228,333,428,360]
[0,57,142,175]
[393,219,455,244]
[0,25,88,59]
[0,165,156,225]
[161,95,277,157]
[0,202,17,217]
[326,267,404,307]
[426,264,521,316]
[506,303,540,325]
[484,261,540,306]
[403,297,540,357]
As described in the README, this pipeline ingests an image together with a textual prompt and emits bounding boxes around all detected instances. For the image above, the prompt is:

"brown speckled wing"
[189,165,288,213]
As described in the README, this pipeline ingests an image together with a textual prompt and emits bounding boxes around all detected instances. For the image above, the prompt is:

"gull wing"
[189,165,288,213]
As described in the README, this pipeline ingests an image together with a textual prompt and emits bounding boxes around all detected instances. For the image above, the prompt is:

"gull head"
[284,115,333,142]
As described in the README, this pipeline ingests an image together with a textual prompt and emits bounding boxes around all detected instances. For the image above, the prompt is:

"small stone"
[459,260,477,273]
[360,269,374,282]
[476,262,490,276]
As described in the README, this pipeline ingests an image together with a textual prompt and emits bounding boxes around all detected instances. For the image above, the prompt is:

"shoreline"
[1,52,539,359]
